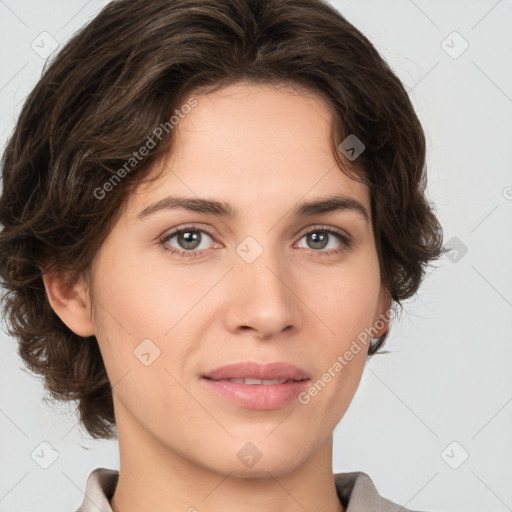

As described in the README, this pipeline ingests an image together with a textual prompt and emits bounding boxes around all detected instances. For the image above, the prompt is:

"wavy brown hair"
[0,0,444,439]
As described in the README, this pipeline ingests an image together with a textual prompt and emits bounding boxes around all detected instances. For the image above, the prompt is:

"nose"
[223,245,303,340]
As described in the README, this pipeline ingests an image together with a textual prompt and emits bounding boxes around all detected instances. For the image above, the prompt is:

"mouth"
[201,360,311,381]
[204,377,306,385]
[200,361,311,410]
[200,376,311,410]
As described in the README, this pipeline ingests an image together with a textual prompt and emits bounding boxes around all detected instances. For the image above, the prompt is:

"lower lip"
[201,378,310,410]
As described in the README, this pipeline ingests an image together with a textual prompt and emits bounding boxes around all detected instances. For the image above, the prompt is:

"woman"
[0,0,444,510]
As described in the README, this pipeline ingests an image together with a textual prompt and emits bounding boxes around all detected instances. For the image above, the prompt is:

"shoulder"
[334,471,432,512]
[75,467,118,512]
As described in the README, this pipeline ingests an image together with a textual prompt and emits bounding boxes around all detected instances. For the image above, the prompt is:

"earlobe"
[42,270,95,337]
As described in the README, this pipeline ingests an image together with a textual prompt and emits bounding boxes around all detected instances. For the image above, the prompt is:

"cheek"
[92,246,197,335]
[90,248,215,382]
[297,255,379,409]
[310,258,381,344]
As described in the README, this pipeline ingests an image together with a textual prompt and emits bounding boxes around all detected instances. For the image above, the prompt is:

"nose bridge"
[225,232,301,336]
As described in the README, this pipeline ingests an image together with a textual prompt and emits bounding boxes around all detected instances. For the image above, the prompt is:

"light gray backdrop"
[0,1,511,511]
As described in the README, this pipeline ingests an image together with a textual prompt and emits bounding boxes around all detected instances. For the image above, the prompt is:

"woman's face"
[85,82,389,477]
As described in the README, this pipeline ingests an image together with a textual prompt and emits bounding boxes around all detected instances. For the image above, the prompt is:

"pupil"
[308,232,327,249]
[179,231,200,250]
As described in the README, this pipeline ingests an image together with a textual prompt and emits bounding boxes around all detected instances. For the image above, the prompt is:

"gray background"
[0,1,511,511]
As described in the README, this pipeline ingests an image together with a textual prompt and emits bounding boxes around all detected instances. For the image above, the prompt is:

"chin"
[203,437,312,479]
[218,456,306,480]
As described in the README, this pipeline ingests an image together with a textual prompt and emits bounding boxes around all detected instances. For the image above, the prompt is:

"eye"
[296,227,352,254]
[159,226,216,259]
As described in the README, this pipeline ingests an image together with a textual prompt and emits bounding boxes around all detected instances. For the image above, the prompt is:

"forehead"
[129,82,369,217]
[181,80,333,134]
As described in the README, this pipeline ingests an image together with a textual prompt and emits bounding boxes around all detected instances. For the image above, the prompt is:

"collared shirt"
[75,467,428,512]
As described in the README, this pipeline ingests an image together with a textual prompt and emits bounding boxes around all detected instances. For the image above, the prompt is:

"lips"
[201,361,311,410]
[201,361,311,382]
[219,378,290,385]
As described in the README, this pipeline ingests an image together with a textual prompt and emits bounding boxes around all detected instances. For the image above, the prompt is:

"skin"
[44,82,390,512]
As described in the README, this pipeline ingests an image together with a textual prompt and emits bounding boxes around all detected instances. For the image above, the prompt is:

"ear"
[373,287,392,338]
[42,270,95,337]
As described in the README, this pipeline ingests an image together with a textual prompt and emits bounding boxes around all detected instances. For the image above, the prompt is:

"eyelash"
[158,224,352,260]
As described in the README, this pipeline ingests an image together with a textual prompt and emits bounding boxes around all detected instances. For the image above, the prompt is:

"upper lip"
[201,361,311,381]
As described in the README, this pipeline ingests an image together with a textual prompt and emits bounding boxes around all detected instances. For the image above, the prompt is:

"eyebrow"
[136,194,370,223]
